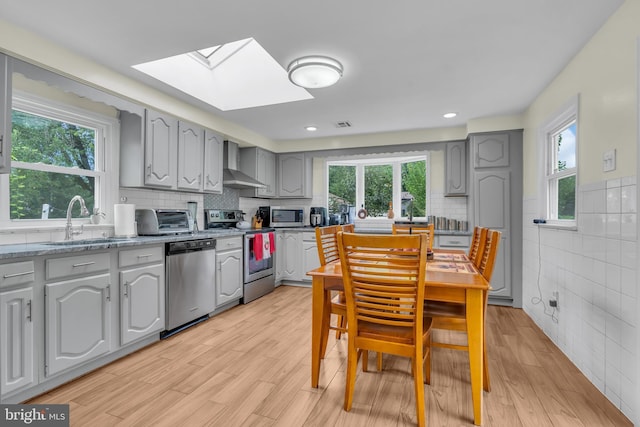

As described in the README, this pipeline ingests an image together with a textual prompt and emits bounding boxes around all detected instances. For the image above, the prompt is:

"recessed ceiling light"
[305,126,318,131]
[443,112,457,118]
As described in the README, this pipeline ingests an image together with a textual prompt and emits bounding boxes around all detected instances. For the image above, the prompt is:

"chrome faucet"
[65,195,90,240]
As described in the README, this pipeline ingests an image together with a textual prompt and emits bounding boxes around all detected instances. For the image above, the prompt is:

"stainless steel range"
[204,209,275,304]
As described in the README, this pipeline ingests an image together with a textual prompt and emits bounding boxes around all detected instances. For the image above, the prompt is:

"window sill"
[535,222,578,231]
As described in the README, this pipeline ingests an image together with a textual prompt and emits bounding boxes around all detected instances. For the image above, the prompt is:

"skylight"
[133,38,313,111]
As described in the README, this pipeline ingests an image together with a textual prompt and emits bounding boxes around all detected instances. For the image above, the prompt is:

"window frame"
[326,153,429,220]
[538,95,579,228]
[0,90,119,228]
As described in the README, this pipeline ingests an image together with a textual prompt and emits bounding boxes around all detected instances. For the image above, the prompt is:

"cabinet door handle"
[146,164,152,177]
[72,261,95,267]
[217,261,222,271]
[123,281,128,297]
[3,270,34,279]
[27,300,32,322]
[106,285,111,302]
[0,134,3,155]
[137,254,153,258]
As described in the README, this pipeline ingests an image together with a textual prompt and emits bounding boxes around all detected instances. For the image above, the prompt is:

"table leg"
[311,276,326,388]
[466,288,484,425]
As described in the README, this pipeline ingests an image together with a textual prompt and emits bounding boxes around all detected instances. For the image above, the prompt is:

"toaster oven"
[135,209,192,235]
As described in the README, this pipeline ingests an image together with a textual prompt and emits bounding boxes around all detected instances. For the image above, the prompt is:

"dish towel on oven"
[269,232,275,254]
[254,233,263,261]
[262,232,274,259]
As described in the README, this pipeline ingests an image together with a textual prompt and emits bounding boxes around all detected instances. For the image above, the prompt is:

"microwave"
[270,207,304,227]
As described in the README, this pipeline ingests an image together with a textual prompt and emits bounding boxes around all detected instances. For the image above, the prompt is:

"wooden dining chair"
[337,232,432,427]
[315,225,348,345]
[468,226,488,267]
[424,229,501,392]
[392,223,435,249]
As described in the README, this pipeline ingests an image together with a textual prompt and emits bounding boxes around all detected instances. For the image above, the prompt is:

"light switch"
[603,149,616,172]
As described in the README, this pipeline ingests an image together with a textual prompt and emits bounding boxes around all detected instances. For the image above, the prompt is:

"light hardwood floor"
[28,285,632,426]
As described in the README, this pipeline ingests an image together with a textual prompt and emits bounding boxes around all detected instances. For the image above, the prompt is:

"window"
[540,97,578,226]
[0,92,117,225]
[327,155,427,219]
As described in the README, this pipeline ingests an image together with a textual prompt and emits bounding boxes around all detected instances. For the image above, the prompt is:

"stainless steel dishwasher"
[163,238,216,338]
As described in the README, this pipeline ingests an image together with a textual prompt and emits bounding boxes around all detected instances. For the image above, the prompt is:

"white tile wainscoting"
[522,176,637,421]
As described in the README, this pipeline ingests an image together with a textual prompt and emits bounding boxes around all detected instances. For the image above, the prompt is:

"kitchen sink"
[44,237,134,246]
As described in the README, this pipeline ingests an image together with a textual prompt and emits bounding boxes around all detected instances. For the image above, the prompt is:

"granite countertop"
[0,229,245,260]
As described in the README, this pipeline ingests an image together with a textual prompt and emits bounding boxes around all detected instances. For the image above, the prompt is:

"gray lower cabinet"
[118,246,165,345]
[45,272,111,377]
[0,53,12,174]
[275,230,318,283]
[0,261,36,396]
[435,234,471,250]
[301,232,319,281]
[215,236,243,306]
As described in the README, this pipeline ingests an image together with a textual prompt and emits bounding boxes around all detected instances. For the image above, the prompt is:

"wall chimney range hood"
[223,141,266,189]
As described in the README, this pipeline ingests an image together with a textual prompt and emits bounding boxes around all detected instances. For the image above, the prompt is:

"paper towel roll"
[114,204,136,237]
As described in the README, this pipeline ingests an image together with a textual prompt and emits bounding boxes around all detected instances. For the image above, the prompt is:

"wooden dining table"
[307,249,489,426]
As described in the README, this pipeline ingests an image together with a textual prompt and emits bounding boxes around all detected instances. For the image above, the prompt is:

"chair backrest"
[315,225,342,265]
[477,229,501,282]
[337,232,428,337]
[340,223,355,233]
[468,226,488,267]
[392,223,434,249]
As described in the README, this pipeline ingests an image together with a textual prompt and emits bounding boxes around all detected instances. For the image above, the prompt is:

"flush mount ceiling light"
[305,126,318,131]
[443,112,457,118]
[287,56,343,89]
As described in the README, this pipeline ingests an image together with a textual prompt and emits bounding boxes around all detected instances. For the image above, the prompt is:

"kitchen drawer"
[438,235,470,248]
[302,232,316,242]
[46,253,110,280]
[217,236,243,251]
[119,245,164,268]
[0,261,35,289]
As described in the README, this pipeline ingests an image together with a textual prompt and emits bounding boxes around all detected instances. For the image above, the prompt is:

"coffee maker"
[309,207,327,227]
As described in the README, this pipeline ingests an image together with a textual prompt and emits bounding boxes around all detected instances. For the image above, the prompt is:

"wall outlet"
[550,291,559,308]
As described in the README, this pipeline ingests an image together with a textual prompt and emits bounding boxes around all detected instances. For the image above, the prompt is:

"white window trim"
[326,152,430,221]
[537,95,579,229]
[0,90,119,229]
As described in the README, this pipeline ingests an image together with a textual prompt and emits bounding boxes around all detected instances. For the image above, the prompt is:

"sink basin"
[45,237,134,246]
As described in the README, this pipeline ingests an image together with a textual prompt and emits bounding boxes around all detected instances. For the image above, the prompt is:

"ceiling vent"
[335,121,352,128]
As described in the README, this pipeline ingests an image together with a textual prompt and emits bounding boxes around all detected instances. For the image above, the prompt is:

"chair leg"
[483,339,491,392]
[413,355,426,427]
[376,352,383,371]
[344,340,359,411]
[362,350,369,372]
[424,346,431,385]
[336,314,346,339]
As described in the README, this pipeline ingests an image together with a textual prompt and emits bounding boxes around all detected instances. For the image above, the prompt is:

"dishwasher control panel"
[167,238,216,254]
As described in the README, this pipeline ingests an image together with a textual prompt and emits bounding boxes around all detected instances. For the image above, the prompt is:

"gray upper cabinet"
[121,111,222,193]
[145,110,178,188]
[239,147,277,198]
[445,141,466,195]
[472,133,510,168]
[177,121,204,191]
[203,130,223,193]
[120,109,178,189]
[0,54,11,174]
[278,153,312,198]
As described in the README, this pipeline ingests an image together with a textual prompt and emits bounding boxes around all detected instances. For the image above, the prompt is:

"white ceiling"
[0,1,624,143]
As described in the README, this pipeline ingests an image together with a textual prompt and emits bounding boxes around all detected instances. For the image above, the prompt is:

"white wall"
[521,1,639,423]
